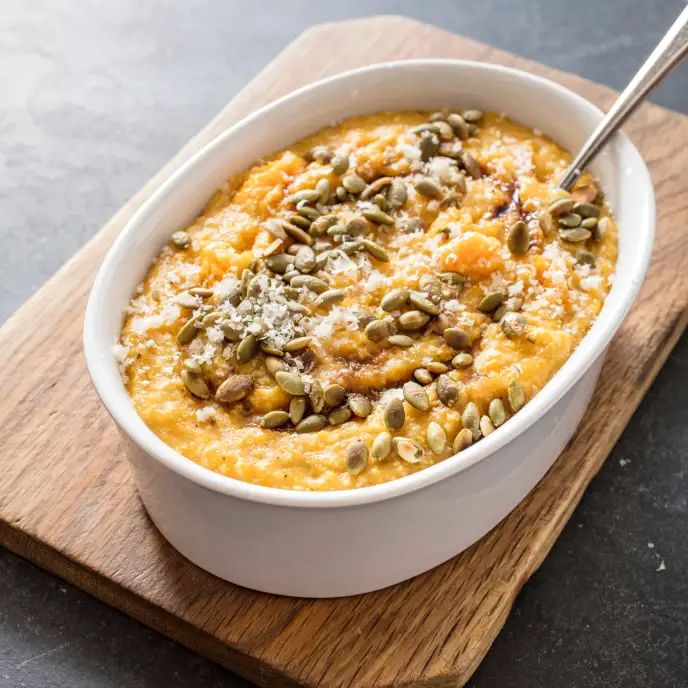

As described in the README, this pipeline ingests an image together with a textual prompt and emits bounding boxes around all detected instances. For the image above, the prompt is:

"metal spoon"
[559,4,688,190]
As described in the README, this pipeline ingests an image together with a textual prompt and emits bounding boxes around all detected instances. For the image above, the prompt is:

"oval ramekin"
[84,60,655,597]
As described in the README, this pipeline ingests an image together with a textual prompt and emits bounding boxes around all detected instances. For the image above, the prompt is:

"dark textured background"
[1,1,686,686]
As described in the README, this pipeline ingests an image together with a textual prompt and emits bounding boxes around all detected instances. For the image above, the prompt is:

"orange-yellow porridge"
[117,110,617,491]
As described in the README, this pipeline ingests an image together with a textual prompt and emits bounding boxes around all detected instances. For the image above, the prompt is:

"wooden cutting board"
[1,15,687,688]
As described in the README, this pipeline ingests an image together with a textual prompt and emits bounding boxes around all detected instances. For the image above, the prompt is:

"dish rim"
[83,58,655,509]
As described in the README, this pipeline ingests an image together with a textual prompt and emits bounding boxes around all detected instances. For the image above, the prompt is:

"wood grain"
[1,16,687,688]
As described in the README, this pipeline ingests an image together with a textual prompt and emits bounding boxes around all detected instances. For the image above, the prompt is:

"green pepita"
[347,216,372,236]
[289,189,321,204]
[452,352,473,368]
[346,439,369,474]
[315,178,330,204]
[360,238,390,262]
[295,414,327,433]
[180,370,209,399]
[500,312,527,339]
[419,132,440,161]
[261,410,290,429]
[275,370,305,396]
[507,220,529,255]
[413,368,433,385]
[387,178,408,210]
[573,202,600,219]
[176,313,203,345]
[381,287,410,312]
[462,152,482,179]
[393,437,423,463]
[559,227,592,243]
[387,334,414,347]
[447,113,469,140]
[365,318,391,342]
[372,432,393,460]
[328,405,352,425]
[315,288,347,308]
[508,380,526,412]
[330,154,349,175]
[414,177,443,198]
[452,427,473,453]
[265,253,293,274]
[348,394,372,418]
[427,422,447,455]
[426,361,450,375]
[360,176,393,200]
[403,381,430,411]
[362,207,394,226]
[342,173,366,194]
[478,291,505,312]
[285,336,312,352]
[282,222,314,245]
[444,327,471,349]
[309,380,325,413]
[409,291,440,315]
[576,250,596,266]
[323,383,346,407]
[289,274,329,293]
[480,415,495,437]
[436,374,460,406]
[488,398,507,427]
[170,231,191,249]
[462,109,483,123]
[558,212,582,228]
[215,374,253,403]
[462,401,481,440]
[383,397,405,431]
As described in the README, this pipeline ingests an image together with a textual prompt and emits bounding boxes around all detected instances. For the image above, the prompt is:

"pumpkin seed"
[335,185,348,202]
[429,111,447,122]
[381,287,410,312]
[480,415,495,437]
[398,310,430,331]
[453,428,473,453]
[372,432,393,460]
[260,341,283,356]
[558,212,582,228]
[447,113,469,139]
[180,370,210,399]
[170,230,191,249]
[235,334,258,363]
[348,394,372,418]
[411,122,441,135]
[580,216,599,230]
[435,120,455,140]
[419,132,440,161]
[307,145,333,163]
[419,274,442,297]
[295,414,327,433]
[387,178,408,209]
[294,246,316,273]
[189,287,213,298]
[261,410,290,429]
[559,227,592,243]
[360,176,393,200]
[309,380,325,413]
[346,439,369,475]
[383,397,405,431]
[289,397,307,425]
[360,238,390,262]
[388,334,414,347]
[436,374,459,406]
[409,292,440,315]
[403,381,430,411]
[289,214,312,230]
[282,222,314,245]
[176,313,203,345]
[330,154,349,175]
[265,356,287,377]
[323,383,346,407]
[478,291,505,312]
[282,269,300,283]
[315,178,330,203]
[265,253,293,274]
[309,214,337,237]
[297,204,321,221]
[488,398,507,427]
[362,207,394,226]
[289,274,329,293]
[508,380,526,412]
[183,358,202,374]
[576,250,596,266]
[414,368,433,385]
[220,320,242,341]
[462,109,483,123]
[285,336,312,352]
[507,220,529,255]
[342,173,366,194]
[594,216,611,241]
[573,202,600,218]
[347,216,372,236]
[539,212,555,237]
[275,370,305,396]
[452,352,474,368]
[426,361,450,375]
[215,374,253,403]
[315,288,347,308]
[263,219,288,240]
[444,327,471,350]
[289,189,320,204]
[462,401,481,440]
[427,422,447,455]
[339,241,362,255]
[326,223,348,236]
[326,405,350,425]
[393,437,423,463]
[365,318,391,342]
[372,193,387,208]
[438,141,463,159]
[462,152,482,179]
[548,197,574,216]
[415,177,443,198]
[500,312,527,339]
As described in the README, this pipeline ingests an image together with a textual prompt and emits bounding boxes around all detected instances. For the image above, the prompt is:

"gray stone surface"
[0,1,686,686]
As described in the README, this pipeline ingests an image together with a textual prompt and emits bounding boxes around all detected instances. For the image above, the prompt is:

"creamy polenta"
[118,110,617,490]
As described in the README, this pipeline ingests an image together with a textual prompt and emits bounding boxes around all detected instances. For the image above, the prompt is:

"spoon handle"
[559,4,688,190]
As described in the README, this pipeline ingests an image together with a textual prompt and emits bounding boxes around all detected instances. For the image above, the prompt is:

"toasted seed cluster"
[155,107,611,482]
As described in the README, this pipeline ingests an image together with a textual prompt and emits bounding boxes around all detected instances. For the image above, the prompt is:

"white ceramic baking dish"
[84,60,654,598]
